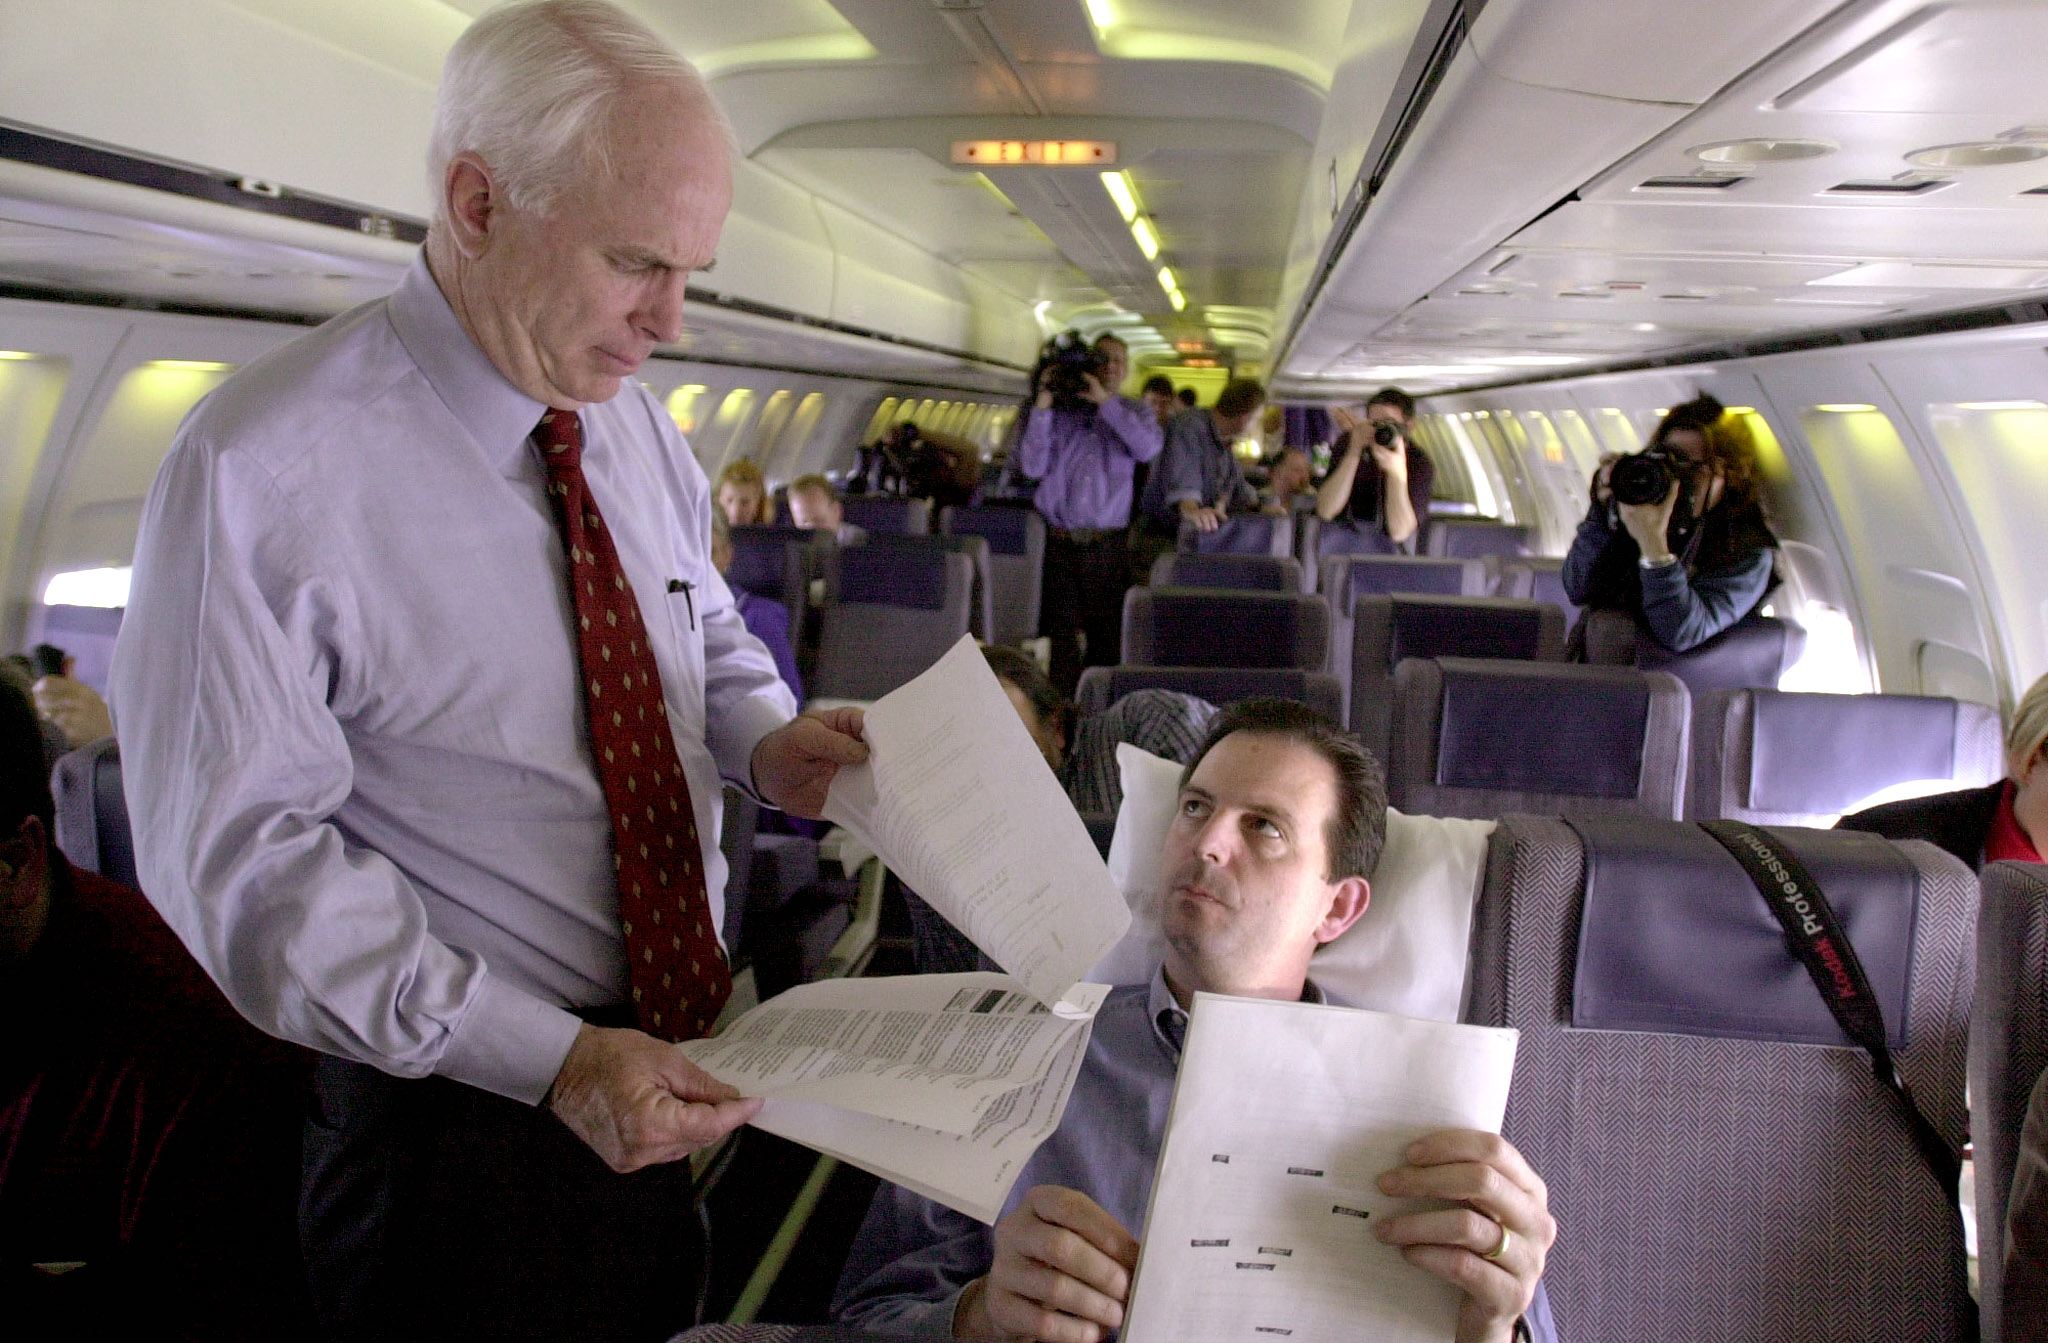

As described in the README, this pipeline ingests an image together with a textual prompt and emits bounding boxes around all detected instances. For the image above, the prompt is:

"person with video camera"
[1314,386,1434,552]
[1018,330,1163,694]
[1562,393,1778,654]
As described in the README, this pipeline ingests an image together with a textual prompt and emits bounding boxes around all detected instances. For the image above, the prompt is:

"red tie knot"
[536,409,584,471]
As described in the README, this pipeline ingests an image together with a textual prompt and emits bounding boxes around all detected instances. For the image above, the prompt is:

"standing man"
[1140,375,1266,541]
[109,3,867,1338]
[1315,386,1434,553]
[1017,332,1163,694]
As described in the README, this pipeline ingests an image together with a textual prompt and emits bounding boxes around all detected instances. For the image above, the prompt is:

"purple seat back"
[1121,587,1328,670]
[1346,596,1567,757]
[1425,519,1531,559]
[1387,658,1689,819]
[1970,859,2048,1343]
[839,495,931,536]
[813,549,972,700]
[1467,815,1976,1342]
[1074,665,1342,723]
[50,736,137,890]
[1689,689,2004,824]
[1150,552,1301,593]
[1181,513,1293,558]
[940,505,1046,645]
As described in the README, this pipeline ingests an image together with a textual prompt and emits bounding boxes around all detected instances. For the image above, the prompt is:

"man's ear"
[443,153,500,260]
[1313,875,1370,946]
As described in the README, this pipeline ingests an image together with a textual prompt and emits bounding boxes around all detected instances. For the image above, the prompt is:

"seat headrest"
[1329,557,1471,601]
[1746,691,1959,814]
[1635,612,1794,692]
[1435,660,1649,797]
[1089,666,1341,720]
[1190,514,1289,556]
[1316,522,1400,559]
[835,545,952,608]
[1387,597,1549,667]
[1157,553,1299,592]
[1131,589,1325,668]
[945,507,1036,553]
[1568,817,1918,1048]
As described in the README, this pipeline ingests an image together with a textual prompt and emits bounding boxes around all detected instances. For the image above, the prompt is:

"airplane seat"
[50,735,138,889]
[1969,858,2048,1343]
[863,532,995,643]
[811,546,972,701]
[1467,815,1976,1342]
[1426,519,1532,559]
[1320,558,1491,717]
[1177,513,1293,559]
[1121,587,1329,671]
[1148,552,1302,593]
[1486,556,1580,623]
[726,523,825,648]
[1074,666,1343,724]
[1309,515,1408,562]
[1387,658,1688,820]
[1583,608,1806,694]
[1347,595,1566,756]
[1688,689,2005,824]
[717,785,760,953]
[838,495,931,536]
[939,504,1046,645]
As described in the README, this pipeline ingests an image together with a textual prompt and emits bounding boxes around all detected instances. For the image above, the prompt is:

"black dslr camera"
[1609,446,1683,507]
[1038,330,1108,414]
[1369,421,1400,448]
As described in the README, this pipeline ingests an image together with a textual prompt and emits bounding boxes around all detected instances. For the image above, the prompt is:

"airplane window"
[1927,399,2048,690]
[769,392,827,478]
[0,351,70,581]
[702,388,759,469]
[1553,409,1603,476]
[741,390,796,473]
[1438,415,1502,518]
[861,398,901,444]
[912,398,937,425]
[1593,407,1639,454]
[42,565,131,608]
[667,383,710,436]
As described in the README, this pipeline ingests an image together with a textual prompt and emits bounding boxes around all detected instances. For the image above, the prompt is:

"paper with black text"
[822,635,1131,1011]
[749,1016,1097,1224]
[681,973,1108,1135]
[1122,994,1519,1343]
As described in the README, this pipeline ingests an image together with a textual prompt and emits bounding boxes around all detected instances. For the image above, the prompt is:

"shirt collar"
[1146,965,1328,1060]
[384,252,549,475]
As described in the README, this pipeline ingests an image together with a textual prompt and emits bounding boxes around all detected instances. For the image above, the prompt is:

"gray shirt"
[1142,407,1258,531]
[111,255,797,1104]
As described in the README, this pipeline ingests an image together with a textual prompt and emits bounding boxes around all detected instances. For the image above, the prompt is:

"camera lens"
[1371,422,1399,447]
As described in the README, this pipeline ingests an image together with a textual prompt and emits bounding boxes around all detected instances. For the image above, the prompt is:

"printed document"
[1122,995,1519,1343]
[683,974,1110,1224]
[822,635,1131,1010]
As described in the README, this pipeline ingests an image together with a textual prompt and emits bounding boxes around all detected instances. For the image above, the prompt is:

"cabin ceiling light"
[1904,141,2048,168]
[1689,138,1837,164]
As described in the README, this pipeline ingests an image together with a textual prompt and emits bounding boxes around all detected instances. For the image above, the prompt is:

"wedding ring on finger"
[1482,1219,1512,1263]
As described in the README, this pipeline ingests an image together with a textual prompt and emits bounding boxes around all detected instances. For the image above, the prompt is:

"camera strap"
[1697,821,1962,1198]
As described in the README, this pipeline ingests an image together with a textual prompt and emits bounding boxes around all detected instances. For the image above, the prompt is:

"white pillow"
[1090,743,1493,1023]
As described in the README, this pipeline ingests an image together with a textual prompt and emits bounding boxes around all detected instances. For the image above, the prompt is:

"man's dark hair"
[1655,393,1726,440]
[1091,333,1127,354]
[1179,698,1387,881]
[1141,374,1174,398]
[0,679,54,836]
[1214,377,1265,420]
[981,644,1070,726]
[1176,387,1197,407]
[1365,387,1416,421]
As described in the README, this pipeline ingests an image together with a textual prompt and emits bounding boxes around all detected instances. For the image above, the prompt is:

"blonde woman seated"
[716,458,774,527]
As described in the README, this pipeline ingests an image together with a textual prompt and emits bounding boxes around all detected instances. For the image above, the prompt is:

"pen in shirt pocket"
[667,578,695,630]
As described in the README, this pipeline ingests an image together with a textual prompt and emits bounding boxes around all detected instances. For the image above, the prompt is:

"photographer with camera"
[1562,393,1778,654]
[1018,330,1164,693]
[1314,386,1434,553]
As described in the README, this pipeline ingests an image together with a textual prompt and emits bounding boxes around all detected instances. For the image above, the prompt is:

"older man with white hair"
[111,2,866,1336]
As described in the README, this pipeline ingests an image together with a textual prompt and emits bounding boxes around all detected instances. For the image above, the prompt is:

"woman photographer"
[1562,393,1778,654]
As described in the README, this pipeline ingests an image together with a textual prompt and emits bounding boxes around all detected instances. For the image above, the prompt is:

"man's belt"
[1050,526,1121,544]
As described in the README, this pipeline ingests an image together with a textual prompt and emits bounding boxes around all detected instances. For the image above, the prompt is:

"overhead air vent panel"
[1637,174,1747,191]
[1825,179,1954,196]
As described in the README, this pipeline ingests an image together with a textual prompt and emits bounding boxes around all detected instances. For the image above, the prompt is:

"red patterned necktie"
[535,409,731,1041]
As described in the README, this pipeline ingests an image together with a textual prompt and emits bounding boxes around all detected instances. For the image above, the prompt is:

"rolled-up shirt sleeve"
[112,438,581,1105]
[1156,416,1208,508]
[1016,407,1054,480]
[1097,395,1164,464]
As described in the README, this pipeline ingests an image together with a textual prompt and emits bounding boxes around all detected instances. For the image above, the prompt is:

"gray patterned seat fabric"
[1074,665,1342,723]
[1688,689,2004,824]
[1150,551,1302,593]
[51,735,138,888]
[1468,816,1977,1343]
[839,495,931,536]
[939,505,1045,645]
[1387,658,1688,820]
[1120,587,1329,671]
[669,1328,924,1342]
[1348,596,1567,761]
[1971,860,2048,1343]
[811,547,972,700]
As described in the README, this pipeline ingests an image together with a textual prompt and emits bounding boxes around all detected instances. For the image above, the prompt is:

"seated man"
[834,699,1556,1342]
[0,679,311,1336]
[789,473,869,547]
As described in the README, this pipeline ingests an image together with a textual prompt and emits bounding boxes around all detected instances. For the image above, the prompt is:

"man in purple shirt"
[1017,333,1164,694]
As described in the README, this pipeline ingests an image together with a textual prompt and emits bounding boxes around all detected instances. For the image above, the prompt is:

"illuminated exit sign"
[951,140,1116,166]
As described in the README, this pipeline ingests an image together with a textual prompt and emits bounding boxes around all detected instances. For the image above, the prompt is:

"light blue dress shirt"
[1016,396,1164,531]
[111,255,797,1104]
